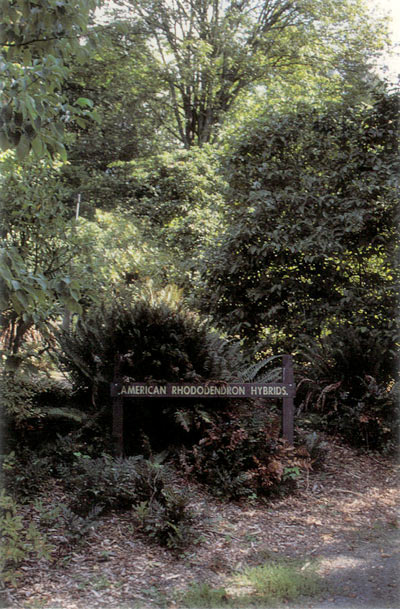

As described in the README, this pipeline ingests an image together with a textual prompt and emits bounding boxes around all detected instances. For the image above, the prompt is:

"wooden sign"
[111,381,294,398]
[111,354,295,455]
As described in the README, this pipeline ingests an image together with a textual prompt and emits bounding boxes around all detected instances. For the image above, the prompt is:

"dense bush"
[123,148,227,259]
[58,287,244,452]
[0,372,86,453]
[199,92,399,348]
[179,404,311,499]
[297,325,399,453]
[60,454,157,515]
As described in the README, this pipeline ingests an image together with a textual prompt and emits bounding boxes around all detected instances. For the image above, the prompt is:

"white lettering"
[118,382,290,398]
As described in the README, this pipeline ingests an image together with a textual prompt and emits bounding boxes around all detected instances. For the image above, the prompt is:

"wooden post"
[282,354,295,445]
[112,354,124,457]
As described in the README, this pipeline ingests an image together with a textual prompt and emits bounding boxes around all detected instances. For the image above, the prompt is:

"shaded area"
[302,526,400,609]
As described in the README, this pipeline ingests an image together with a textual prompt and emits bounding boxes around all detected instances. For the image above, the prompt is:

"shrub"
[134,488,195,552]
[1,372,83,451]
[179,404,311,499]
[199,93,399,347]
[60,454,150,515]
[124,148,227,264]
[35,501,103,546]
[58,287,244,452]
[1,450,54,501]
[297,326,399,452]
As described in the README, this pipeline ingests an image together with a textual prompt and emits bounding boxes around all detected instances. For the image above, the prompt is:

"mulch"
[2,436,399,609]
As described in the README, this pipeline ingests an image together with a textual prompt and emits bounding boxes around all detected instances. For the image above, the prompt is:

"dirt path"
[301,523,399,608]
[2,438,399,609]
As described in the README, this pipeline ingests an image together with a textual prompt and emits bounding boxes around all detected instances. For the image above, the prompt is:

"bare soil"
[2,437,399,609]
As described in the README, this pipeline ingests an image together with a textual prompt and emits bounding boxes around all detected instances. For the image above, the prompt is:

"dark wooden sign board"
[111,354,295,456]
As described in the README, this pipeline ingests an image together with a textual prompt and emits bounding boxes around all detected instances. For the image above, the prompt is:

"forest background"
[0,0,399,592]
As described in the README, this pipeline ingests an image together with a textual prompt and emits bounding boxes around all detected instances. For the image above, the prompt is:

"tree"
[0,0,100,159]
[63,21,168,172]
[116,0,389,147]
[0,153,82,369]
[118,147,227,267]
[199,89,399,348]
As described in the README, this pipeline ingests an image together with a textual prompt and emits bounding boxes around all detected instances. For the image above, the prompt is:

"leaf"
[31,136,44,157]
[75,97,94,108]
[16,134,30,160]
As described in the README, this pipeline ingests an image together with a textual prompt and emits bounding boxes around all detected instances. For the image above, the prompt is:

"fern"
[175,410,193,432]
[239,355,284,383]
[41,407,87,424]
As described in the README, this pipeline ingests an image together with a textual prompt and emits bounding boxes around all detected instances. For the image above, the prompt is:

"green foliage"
[118,0,389,147]
[200,90,399,350]
[60,454,194,551]
[0,0,100,159]
[2,449,54,501]
[0,152,83,367]
[0,491,53,584]
[122,147,227,259]
[58,287,243,449]
[135,488,195,552]
[0,374,42,426]
[72,210,174,300]
[179,405,311,499]
[66,149,227,295]
[180,558,321,607]
[297,326,399,452]
[63,20,166,171]
[0,372,82,456]
[60,455,151,515]
[35,500,103,545]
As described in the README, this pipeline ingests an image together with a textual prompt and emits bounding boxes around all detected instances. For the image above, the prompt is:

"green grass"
[179,558,322,608]
[180,583,231,608]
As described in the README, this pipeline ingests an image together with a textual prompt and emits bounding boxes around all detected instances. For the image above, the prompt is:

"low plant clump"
[179,404,311,499]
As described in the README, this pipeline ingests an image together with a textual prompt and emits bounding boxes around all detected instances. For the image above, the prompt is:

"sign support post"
[282,354,295,445]
[112,355,124,457]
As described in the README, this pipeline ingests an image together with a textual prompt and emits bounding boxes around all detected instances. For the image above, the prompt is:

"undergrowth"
[179,404,311,499]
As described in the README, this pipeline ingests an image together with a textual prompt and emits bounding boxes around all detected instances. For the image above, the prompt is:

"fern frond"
[42,407,87,423]
[239,355,284,382]
[175,410,193,432]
